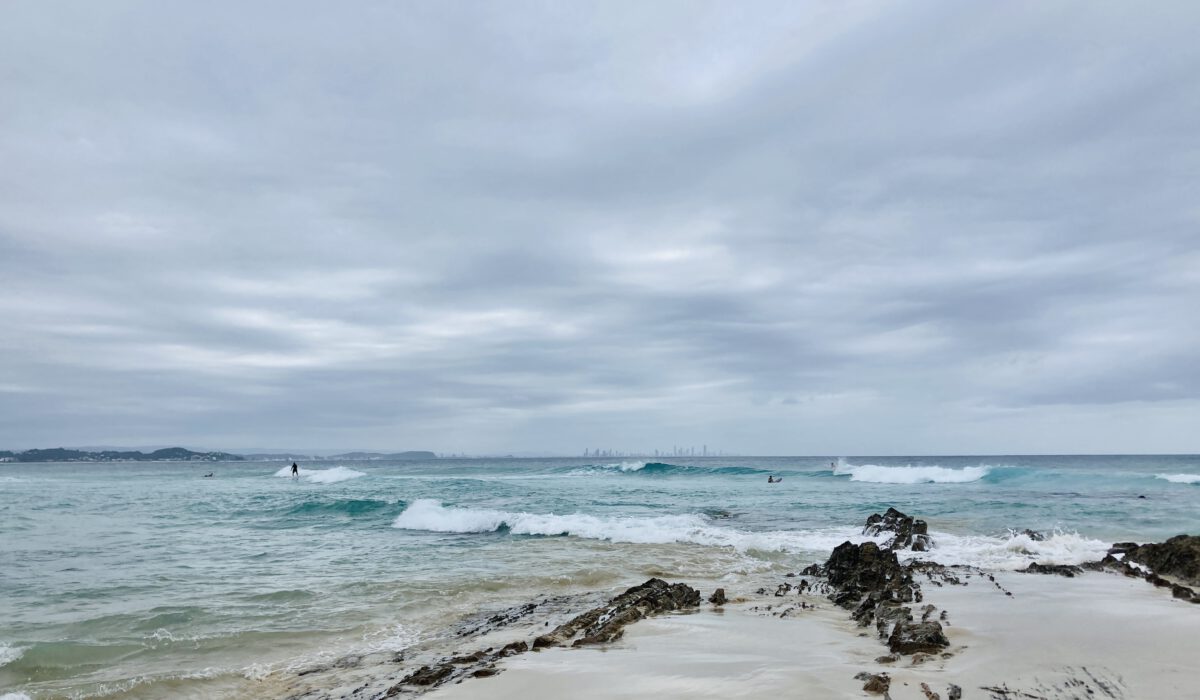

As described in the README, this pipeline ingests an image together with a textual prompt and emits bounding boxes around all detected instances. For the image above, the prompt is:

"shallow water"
[1,455,1197,698]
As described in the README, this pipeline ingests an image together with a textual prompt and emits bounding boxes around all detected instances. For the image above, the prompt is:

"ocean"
[1,455,1197,699]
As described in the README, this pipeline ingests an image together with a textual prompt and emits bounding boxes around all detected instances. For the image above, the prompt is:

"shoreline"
[427,569,1199,700]
[265,512,1200,700]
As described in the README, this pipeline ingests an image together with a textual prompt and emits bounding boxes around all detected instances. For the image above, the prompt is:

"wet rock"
[401,663,455,686]
[800,563,823,576]
[1019,529,1046,541]
[1126,535,1200,586]
[863,507,932,551]
[919,682,941,699]
[947,683,962,700]
[855,671,891,694]
[533,578,701,649]
[1108,541,1139,556]
[1019,563,1083,577]
[709,588,727,605]
[471,666,499,678]
[888,620,950,655]
[825,541,913,605]
[875,654,898,664]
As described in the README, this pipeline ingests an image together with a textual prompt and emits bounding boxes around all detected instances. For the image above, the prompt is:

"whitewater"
[2,454,1198,698]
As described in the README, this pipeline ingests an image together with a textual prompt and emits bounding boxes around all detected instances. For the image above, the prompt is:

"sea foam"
[273,466,366,484]
[834,460,989,484]
[0,642,23,667]
[1155,473,1200,484]
[911,530,1111,570]
[392,499,860,552]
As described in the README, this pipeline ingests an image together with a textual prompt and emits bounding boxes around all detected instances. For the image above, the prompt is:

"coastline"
[265,511,1200,700]
[426,570,1200,700]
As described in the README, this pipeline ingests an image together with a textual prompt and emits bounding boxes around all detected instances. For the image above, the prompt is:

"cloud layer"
[2,2,1198,454]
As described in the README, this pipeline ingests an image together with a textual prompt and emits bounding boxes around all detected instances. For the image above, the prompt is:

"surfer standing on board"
[291,462,299,479]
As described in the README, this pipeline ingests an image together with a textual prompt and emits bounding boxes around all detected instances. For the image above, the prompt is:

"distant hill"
[4,447,244,462]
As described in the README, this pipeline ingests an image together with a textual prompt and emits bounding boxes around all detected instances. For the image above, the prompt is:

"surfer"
[767,475,776,483]
[291,462,299,479]
[203,472,214,478]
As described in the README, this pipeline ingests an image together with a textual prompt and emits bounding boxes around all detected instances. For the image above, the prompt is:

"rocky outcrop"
[533,578,701,649]
[1019,563,1083,577]
[708,588,727,605]
[855,671,890,694]
[1125,535,1200,586]
[888,620,950,654]
[863,507,932,551]
[822,539,950,658]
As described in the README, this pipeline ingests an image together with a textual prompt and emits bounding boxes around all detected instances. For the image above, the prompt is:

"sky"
[1,2,1198,455]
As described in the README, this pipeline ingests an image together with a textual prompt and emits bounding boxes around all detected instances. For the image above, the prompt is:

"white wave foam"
[392,499,864,552]
[834,461,988,484]
[1,694,33,700]
[910,530,1110,570]
[360,623,420,654]
[391,500,1113,571]
[1155,473,1200,484]
[273,466,366,484]
[0,642,23,668]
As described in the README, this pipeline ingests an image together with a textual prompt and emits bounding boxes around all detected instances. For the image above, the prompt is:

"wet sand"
[429,571,1200,700]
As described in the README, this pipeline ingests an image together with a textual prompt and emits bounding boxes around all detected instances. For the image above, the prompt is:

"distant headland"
[0,448,438,462]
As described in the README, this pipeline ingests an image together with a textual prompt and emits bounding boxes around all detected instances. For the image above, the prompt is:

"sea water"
[1,455,1197,698]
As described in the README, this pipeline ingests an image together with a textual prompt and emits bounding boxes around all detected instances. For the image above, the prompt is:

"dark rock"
[875,654,898,664]
[888,620,950,655]
[1108,542,1139,556]
[1020,563,1083,577]
[498,640,528,657]
[1171,583,1194,600]
[709,588,728,605]
[1126,535,1200,586]
[534,578,700,649]
[947,683,962,700]
[402,664,455,686]
[471,667,499,678]
[800,563,823,576]
[1019,529,1046,541]
[854,671,891,694]
[863,507,932,551]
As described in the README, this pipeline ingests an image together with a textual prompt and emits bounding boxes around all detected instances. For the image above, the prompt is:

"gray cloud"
[2,1,1199,454]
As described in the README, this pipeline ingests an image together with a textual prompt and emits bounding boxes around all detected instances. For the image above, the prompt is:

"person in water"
[767,475,775,483]
[291,462,299,478]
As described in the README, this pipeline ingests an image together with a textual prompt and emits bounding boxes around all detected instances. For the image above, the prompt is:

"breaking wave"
[391,500,1111,570]
[833,460,989,484]
[918,530,1111,570]
[0,642,24,667]
[273,466,366,484]
[392,499,856,552]
[1155,473,1200,484]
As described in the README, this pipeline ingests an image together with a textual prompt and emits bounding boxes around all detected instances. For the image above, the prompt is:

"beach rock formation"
[888,620,950,654]
[533,578,701,649]
[826,541,916,608]
[854,671,891,694]
[708,588,727,605]
[1019,563,1083,577]
[1125,535,1200,586]
[863,507,932,551]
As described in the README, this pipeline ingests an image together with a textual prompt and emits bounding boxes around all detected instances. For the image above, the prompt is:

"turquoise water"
[1,455,1197,698]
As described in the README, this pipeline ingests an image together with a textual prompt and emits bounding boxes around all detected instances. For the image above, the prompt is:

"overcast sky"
[2,2,1198,455]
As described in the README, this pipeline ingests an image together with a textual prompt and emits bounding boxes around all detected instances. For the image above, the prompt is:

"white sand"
[430,571,1200,699]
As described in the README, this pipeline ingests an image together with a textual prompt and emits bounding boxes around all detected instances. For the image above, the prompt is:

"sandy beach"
[428,570,1200,700]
